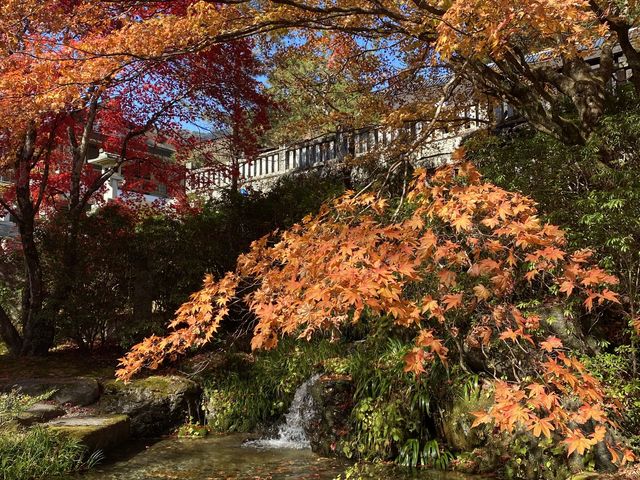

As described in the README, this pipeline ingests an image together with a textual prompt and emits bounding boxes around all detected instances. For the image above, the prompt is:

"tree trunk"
[17,215,53,355]
[231,157,240,191]
[0,305,22,355]
[587,3,640,96]
[12,123,55,355]
[463,48,612,148]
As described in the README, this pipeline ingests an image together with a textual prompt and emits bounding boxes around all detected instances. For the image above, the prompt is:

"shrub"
[37,170,346,351]
[120,160,632,472]
[465,107,640,425]
[465,111,640,347]
[582,343,640,436]
[42,204,138,350]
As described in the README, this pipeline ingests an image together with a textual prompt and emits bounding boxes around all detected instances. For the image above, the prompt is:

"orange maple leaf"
[470,410,493,428]
[404,348,427,375]
[442,293,464,311]
[473,284,492,301]
[529,416,555,439]
[598,289,620,305]
[564,430,595,456]
[540,336,563,352]
[499,328,519,342]
[452,213,473,232]
[559,280,574,297]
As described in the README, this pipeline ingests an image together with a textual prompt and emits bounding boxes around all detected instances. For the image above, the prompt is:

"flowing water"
[244,373,320,449]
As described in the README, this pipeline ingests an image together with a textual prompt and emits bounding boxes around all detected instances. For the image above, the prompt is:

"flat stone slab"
[17,402,65,426]
[46,414,130,452]
[0,377,100,406]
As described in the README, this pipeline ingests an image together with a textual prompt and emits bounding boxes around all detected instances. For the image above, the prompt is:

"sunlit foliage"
[119,158,631,462]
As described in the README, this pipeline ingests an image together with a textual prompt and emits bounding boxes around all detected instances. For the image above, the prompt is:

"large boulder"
[307,374,354,456]
[0,377,100,406]
[441,382,579,479]
[97,375,201,437]
[439,381,502,475]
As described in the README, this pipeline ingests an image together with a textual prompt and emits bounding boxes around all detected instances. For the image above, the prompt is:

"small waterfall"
[245,374,320,450]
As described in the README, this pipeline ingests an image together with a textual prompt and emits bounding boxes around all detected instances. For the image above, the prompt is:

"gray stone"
[307,374,353,456]
[97,375,201,437]
[440,383,493,452]
[16,402,65,426]
[539,306,595,353]
[0,377,100,406]
[46,414,130,452]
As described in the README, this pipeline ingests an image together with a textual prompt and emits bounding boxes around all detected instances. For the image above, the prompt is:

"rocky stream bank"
[0,374,200,452]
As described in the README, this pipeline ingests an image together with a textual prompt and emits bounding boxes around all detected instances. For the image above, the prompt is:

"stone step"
[17,402,66,426]
[46,414,130,452]
[0,377,100,406]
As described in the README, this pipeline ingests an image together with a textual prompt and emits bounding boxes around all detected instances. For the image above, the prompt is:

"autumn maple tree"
[118,158,632,463]
[0,1,270,355]
[74,0,638,147]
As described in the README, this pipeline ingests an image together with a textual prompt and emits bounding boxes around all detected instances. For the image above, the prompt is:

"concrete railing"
[187,107,484,193]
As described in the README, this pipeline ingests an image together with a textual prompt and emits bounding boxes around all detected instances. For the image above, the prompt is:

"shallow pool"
[79,434,481,480]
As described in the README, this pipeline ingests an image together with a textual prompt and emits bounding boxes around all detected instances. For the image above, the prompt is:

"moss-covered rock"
[307,374,354,456]
[97,375,201,437]
[568,471,599,479]
[439,376,612,479]
[46,414,130,452]
[440,384,493,453]
[448,440,503,475]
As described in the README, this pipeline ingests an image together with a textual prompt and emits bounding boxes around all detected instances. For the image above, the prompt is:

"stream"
[79,434,481,480]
